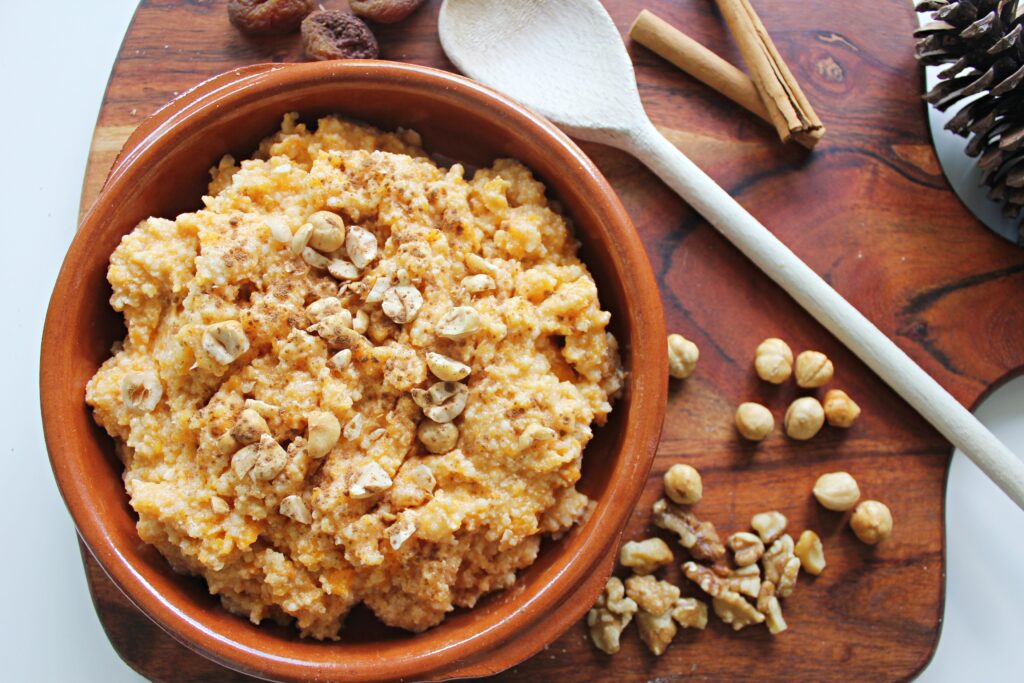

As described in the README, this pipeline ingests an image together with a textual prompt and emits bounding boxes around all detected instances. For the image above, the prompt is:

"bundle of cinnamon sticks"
[630,0,824,148]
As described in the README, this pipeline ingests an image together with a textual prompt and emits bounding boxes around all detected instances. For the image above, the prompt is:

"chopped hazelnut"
[751,510,787,544]
[794,530,826,575]
[667,333,699,379]
[417,420,459,454]
[823,388,861,428]
[425,351,471,381]
[348,462,392,499]
[794,350,834,388]
[306,410,341,459]
[250,433,288,481]
[121,370,163,412]
[812,471,861,511]
[230,408,270,445]
[306,210,345,252]
[619,538,674,575]
[411,381,469,423]
[735,402,774,441]
[663,463,702,505]
[279,494,312,524]
[754,338,793,384]
[587,577,638,655]
[850,500,893,544]
[202,320,249,365]
[436,306,481,341]
[784,396,825,440]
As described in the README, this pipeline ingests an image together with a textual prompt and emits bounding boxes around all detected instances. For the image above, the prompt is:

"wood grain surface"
[76,0,1024,681]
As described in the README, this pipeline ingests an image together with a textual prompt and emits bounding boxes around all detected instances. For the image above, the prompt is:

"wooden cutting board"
[76,0,1024,681]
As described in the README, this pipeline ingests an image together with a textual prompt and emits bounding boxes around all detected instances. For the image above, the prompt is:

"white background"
[2,1,1021,680]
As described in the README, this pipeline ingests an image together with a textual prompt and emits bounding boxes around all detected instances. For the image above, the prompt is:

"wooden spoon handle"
[625,123,1024,510]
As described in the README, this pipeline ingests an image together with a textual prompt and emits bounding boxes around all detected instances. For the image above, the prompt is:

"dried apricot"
[350,0,425,24]
[228,0,315,36]
[301,10,379,61]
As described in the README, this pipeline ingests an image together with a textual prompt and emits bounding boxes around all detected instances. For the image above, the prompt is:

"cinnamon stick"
[714,0,825,147]
[630,10,770,123]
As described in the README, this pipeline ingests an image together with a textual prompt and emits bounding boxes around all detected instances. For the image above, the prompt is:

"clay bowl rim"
[41,60,666,682]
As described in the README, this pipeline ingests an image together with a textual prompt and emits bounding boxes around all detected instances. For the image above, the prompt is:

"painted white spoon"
[438,0,1024,509]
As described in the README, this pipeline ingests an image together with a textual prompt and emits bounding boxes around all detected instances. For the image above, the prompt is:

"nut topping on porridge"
[425,351,471,382]
[381,285,423,324]
[435,305,481,340]
[202,321,249,365]
[85,115,622,638]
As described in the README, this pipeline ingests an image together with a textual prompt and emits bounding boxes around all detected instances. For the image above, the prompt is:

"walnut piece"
[301,10,379,61]
[720,563,761,599]
[681,561,726,598]
[619,538,674,575]
[228,0,315,35]
[751,510,788,544]
[763,534,801,598]
[712,591,765,631]
[636,610,676,656]
[671,597,708,630]
[794,529,826,575]
[754,337,793,384]
[651,498,725,564]
[663,463,702,505]
[587,577,638,655]
[350,0,425,24]
[756,581,788,635]
[728,531,765,567]
[625,575,680,616]
[625,575,681,656]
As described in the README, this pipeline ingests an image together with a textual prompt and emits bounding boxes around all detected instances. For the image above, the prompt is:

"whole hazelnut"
[754,338,793,384]
[783,397,825,440]
[823,389,861,428]
[850,500,893,544]
[734,402,774,441]
[794,350,834,388]
[812,471,861,511]
[667,333,699,379]
[663,463,702,505]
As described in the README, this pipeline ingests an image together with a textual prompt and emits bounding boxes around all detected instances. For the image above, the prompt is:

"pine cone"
[914,1,1024,242]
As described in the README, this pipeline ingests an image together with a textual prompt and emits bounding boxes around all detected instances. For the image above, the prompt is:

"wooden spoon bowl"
[40,61,666,682]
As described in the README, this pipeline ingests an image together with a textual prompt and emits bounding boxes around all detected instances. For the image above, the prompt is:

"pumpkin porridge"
[85,114,623,638]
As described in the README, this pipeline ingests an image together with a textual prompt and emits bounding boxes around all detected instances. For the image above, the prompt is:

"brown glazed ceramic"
[41,61,666,682]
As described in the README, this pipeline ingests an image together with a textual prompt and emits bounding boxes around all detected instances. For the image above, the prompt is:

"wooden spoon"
[438,0,1024,509]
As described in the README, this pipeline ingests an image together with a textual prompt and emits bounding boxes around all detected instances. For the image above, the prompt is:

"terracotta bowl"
[41,61,666,682]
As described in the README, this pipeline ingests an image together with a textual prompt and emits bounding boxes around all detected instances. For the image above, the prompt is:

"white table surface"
[2,2,1021,680]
